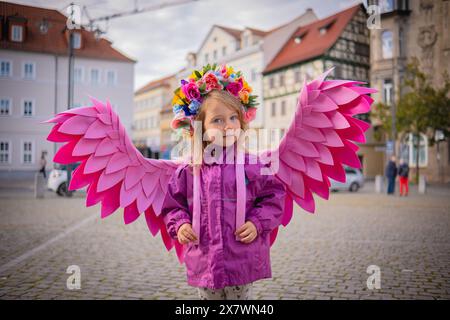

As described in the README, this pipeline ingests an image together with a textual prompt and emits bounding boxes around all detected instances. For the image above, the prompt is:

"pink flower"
[244,107,257,122]
[182,82,201,101]
[220,65,228,78]
[225,79,243,97]
[204,72,222,91]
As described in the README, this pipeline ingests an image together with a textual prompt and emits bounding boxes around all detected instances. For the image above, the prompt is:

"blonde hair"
[181,90,249,167]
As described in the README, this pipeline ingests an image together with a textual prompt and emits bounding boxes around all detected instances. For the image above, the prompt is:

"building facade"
[0,2,135,174]
[133,74,176,158]
[369,0,450,182]
[262,5,376,177]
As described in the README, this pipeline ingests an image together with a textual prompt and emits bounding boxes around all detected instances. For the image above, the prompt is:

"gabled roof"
[135,74,174,95]
[0,1,136,63]
[264,4,361,73]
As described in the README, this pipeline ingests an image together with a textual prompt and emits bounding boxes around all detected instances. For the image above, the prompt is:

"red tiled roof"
[0,2,136,63]
[135,74,174,95]
[264,5,361,73]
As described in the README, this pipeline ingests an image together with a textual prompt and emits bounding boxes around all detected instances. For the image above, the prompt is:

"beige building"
[0,2,135,174]
[178,9,318,133]
[133,74,176,158]
[262,5,375,176]
[369,0,450,182]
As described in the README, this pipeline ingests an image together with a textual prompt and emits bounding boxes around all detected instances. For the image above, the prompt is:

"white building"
[0,2,136,174]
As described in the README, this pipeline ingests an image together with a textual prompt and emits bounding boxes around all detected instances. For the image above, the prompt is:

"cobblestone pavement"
[0,180,449,300]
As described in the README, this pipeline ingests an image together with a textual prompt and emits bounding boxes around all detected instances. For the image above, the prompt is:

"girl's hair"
[182,90,249,167]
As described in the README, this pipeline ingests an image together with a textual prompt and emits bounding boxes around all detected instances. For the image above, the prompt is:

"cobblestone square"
[0,181,449,300]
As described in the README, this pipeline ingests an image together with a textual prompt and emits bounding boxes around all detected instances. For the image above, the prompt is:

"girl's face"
[203,98,241,147]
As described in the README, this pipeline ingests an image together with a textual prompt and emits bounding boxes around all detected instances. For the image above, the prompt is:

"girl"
[160,67,286,300]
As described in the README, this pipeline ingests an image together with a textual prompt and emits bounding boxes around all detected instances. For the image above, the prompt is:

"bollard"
[375,175,383,193]
[418,174,427,194]
[34,172,45,198]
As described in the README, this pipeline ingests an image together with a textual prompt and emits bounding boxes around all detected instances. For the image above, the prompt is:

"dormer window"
[294,32,307,44]
[72,32,81,49]
[319,21,334,35]
[11,25,23,42]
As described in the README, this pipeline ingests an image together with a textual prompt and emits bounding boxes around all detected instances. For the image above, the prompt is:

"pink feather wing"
[43,97,186,264]
[261,68,377,247]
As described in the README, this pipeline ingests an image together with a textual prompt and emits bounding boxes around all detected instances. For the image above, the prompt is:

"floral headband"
[171,63,258,135]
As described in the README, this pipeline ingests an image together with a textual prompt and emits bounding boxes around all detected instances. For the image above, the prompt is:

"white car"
[329,166,365,192]
[47,163,84,196]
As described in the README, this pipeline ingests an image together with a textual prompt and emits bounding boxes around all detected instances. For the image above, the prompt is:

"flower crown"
[171,63,258,135]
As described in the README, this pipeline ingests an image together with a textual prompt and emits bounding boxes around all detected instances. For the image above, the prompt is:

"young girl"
[160,65,286,300]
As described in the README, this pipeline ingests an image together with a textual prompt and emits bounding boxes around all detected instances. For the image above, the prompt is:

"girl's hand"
[235,221,258,244]
[177,223,198,245]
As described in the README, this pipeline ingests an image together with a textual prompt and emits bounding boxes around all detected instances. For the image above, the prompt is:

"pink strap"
[235,146,246,241]
[191,145,246,245]
[192,165,201,245]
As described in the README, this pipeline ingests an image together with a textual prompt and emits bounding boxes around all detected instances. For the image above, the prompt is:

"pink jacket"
[161,144,286,289]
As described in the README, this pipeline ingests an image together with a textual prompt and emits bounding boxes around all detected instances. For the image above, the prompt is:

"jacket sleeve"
[246,163,286,237]
[160,165,192,240]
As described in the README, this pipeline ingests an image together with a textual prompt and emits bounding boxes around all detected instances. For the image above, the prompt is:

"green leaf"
[195,70,202,79]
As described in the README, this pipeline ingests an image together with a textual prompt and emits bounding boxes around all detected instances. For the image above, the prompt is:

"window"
[74,67,83,83]
[106,70,116,86]
[72,32,81,49]
[204,53,209,63]
[281,100,286,116]
[279,74,285,86]
[0,141,10,164]
[0,60,11,77]
[381,30,393,59]
[23,100,33,116]
[213,50,217,60]
[251,69,257,82]
[380,0,394,13]
[243,35,249,47]
[90,68,100,85]
[23,62,35,79]
[400,133,428,167]
[269,77,275,89]
[383,79,393,105]
[22,141,34,164]
[222,46,227,56]
[294,70,301,83]
[1,99,11,115]
[271,102,276,117]
[11,25,23,42]
[399,27,404,57]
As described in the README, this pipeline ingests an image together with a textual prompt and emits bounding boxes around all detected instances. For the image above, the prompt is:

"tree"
[396,58,450,183]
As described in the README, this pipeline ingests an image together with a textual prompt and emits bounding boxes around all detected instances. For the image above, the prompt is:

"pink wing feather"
[42,97,187,263]
[262,68,377,246]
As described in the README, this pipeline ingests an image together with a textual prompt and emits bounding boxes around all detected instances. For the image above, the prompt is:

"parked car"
[329,166,364,192]
[47,163,83,196]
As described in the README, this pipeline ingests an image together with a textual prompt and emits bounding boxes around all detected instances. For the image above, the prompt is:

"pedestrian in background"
[39,151,47,179]
[385,155,397,195]
[398,158,409,196]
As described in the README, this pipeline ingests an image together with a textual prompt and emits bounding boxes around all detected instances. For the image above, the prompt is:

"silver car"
[329,166,365,192]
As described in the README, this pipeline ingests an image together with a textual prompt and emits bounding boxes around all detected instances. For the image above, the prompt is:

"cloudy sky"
[12,0,361,91]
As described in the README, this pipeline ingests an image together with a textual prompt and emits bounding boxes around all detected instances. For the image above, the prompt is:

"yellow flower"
[172,90,186,105]
[242,80,252,93]
[226,65,234,76]
[239,90,249,104]
[189,70,199,80]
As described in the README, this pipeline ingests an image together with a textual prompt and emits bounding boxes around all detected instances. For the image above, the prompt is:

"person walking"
[39,152,47,179]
